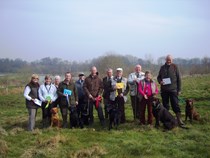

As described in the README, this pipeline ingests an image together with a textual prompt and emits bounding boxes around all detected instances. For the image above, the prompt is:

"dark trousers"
[41,102,53,128]
[161,92,181,114]
[88,100,105,125]
[140,97,153,125]
[103,98,110,119]
[130,95,141,120]
[77,98,86,127]
[60,106,68,128]
[111,96,126,123]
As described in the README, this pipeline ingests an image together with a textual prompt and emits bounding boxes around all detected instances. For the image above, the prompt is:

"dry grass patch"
[9,127,24,136]
[69,145,107,158]
[0,127,8,137]
[0,139,9,157]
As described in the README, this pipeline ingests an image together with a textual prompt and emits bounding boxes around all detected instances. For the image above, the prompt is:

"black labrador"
[152,98,177,130]
[69,106,79,128]
[108,104,120,130]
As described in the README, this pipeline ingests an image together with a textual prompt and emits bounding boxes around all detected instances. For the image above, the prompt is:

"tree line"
[0,54,210,76]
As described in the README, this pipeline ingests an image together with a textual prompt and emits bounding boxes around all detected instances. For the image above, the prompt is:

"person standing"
[54,75,61,89]
[57,72,78,128]
[23,74,40,131]
[157,55,184,126]
[39,75,58,128]
[139,71,158,125]
[102,68,113,119]
[110,68,129,123]
[83,66,105,126]
[75,72,86,127]
[128,65,145,120]
[53,75,61,107]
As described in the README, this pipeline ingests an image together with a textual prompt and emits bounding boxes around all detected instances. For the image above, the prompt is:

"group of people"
[23,54,184,131]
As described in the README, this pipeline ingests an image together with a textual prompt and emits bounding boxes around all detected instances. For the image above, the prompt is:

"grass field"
[0,74,210,158]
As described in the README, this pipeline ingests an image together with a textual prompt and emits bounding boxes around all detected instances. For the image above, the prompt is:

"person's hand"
[144,94,148,99]
[63,94,68,97]
[89,94,93,99]
[178,91,181,96]
[31,98,35,102]
[160,81,164,85]
[120,93,124,97]
[75,101,78,105]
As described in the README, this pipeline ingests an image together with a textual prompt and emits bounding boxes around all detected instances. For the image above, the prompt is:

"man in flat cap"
[75,72,86,127]
[110,68,129,123]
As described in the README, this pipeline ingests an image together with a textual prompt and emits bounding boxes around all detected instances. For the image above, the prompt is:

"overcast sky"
[0,0,210,62]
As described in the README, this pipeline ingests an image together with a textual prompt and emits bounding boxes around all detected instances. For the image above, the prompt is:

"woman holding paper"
[57,72,78,128]
[23,74,40,131]
[139,71,158,125]
[39,75,58,128]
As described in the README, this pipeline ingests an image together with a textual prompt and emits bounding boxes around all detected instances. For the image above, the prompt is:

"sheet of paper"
[163,78,171,85]
[34,99,42,106]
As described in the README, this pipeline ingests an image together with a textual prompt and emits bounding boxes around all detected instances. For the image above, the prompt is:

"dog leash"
[178,97,185,104]
[95,96,102,109]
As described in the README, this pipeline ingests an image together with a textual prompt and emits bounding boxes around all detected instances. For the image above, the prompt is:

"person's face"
[116,71,122,77]
[91,67,97,76]
[45,78,52,85]
[32,77,39,83]
[145,73,151,80]
[135,66,141,73]
[166,57,172,65]
[79,76,85,80]
[65,73,71,81]
[107,70,113,77]
[54,78,60,85]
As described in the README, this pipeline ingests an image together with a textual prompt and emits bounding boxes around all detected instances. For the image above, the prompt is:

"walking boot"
[176,113,185,126]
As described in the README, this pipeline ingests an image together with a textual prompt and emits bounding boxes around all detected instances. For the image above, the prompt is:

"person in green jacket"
[57,72,78,128]
[157,55,184,126]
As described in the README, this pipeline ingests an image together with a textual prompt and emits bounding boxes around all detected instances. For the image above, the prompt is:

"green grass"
[0,75,210,158]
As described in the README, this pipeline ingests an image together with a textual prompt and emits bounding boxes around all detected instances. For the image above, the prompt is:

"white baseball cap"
[116,68,123,71]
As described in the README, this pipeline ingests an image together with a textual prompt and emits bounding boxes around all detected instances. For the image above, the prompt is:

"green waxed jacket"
[157,63,181,93]
[57,80,78,107]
